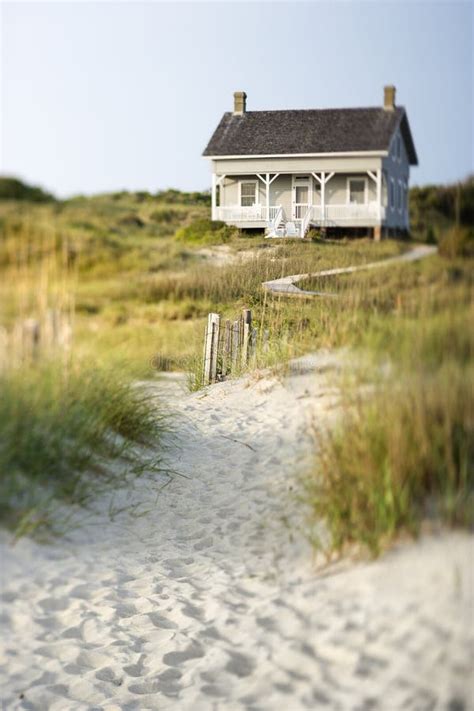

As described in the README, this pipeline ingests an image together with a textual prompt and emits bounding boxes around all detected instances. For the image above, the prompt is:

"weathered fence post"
[241,308,252,367]
[202,312,220,385]
[231,319,240,370]
[222,319,232,376]
[250,326,258,361]
[263,329,270,353]
[204,309,254,384]
[23,318,41,362]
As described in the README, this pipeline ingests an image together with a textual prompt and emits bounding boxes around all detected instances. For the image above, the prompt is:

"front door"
[292,176,310,219]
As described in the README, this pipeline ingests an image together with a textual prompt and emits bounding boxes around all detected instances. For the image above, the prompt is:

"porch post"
[211,173,217,220]
[265,173,270,221]
[321,171,326,223]
[376,169,382,222]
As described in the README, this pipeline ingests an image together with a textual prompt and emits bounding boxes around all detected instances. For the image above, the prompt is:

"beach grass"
[0,210,170,535]
[305,362,473,558]
[0,361,167,535]
[301,253,473,556]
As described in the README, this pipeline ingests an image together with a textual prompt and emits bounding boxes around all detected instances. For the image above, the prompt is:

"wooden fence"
[0,309,73,371]
[202,308,263,385]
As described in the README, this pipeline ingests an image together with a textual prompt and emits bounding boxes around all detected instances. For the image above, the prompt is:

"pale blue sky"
[1,1,472,196]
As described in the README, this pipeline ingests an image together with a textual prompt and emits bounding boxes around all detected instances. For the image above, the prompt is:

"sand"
[1,352,472,710]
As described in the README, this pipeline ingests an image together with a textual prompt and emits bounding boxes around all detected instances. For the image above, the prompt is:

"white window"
[239,181,258,207]
[347,177,367,205]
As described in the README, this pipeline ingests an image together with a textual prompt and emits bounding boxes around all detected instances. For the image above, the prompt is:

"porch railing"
[268,205,281,222]
[311,203,384,222]
[215,205,282,223]
[215,203,385,226]
[216,205,265,222]
[293,204,309,220]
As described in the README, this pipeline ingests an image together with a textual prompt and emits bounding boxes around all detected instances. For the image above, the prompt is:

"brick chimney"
[384,85,396,111]
[233,91,247,115]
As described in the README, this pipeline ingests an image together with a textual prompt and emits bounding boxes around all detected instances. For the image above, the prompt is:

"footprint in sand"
[163,643,205,666]
[127,678,162,695]
[38,597,70,612]
[193,536,214,552]
[114,603,137,618]
[181,601,204,621]
[201,684,228,698]
[63,663,84,676]
[225,650,256,678]
[62,625,82,640]
[148,612,177,629]
[95,666,123,686]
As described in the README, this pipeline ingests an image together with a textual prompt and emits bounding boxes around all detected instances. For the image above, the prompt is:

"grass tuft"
[305,363,473,557]
[0,362,167,534]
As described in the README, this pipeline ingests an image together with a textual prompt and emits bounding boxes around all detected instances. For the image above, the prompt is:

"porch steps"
[266,211,306,239]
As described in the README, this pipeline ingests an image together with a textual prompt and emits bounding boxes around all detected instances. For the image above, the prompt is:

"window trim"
[397,179,403,212]
[346,176,368,205]
[238,180,258,207]
[292,174,311,204]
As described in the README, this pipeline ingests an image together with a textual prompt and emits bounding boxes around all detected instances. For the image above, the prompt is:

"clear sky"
[1,1,472,197]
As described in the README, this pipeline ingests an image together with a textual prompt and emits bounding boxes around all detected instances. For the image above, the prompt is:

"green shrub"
[0,177,55,203]
[175,218,237,245]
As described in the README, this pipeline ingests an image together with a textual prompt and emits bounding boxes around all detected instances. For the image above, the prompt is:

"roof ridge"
[223,106,405,115]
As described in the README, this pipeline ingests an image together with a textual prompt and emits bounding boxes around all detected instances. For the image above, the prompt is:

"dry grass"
[301,254,473,556]
[0,218,169,535]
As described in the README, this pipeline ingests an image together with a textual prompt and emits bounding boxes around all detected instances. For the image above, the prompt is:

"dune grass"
[306,362,473,558]
[0,362,167,536]
[1,191,471,550]
[301,254,473,557]
[0,213,170,536]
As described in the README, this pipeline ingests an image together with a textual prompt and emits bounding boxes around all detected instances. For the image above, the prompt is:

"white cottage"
[203,86,418,239]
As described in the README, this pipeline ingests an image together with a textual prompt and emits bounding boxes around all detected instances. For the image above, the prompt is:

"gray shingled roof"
[203,106,418,165]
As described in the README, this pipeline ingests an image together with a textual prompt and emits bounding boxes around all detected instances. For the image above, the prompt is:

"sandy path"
[262,244,437,296]
[1,353,472,710]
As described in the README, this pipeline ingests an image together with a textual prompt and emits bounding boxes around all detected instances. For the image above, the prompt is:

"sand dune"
[1,353,472,710]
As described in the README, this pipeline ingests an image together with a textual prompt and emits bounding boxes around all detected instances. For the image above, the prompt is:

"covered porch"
[211,170,385,237]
